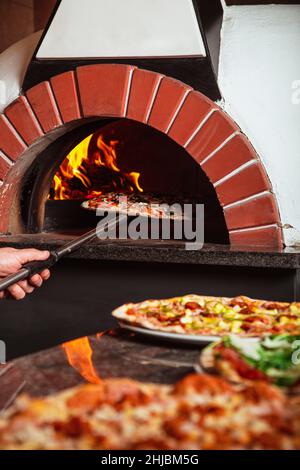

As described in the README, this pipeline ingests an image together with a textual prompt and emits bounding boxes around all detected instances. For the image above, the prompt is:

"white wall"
[219,5,300,246]
[0,31,41,113]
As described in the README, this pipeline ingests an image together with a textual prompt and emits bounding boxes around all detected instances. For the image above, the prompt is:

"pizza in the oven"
[112,295,300,338]
[200,334,300,389]
[82,192,190,220]
[1,374,300,450]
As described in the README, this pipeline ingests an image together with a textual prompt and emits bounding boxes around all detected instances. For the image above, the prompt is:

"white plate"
[118,321,221,346]
[119,322,260,346]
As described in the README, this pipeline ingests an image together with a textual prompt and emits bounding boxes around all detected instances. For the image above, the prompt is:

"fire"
[49,133,143,200]
[62,337,101,384]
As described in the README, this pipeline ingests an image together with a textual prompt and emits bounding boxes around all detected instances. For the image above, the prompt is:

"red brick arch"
[0,64,282,246]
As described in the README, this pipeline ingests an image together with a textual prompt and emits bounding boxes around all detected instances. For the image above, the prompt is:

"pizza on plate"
[112,295,300,338]
[1,374,300,450]
[82,191,190,220]
[200,334,300,389]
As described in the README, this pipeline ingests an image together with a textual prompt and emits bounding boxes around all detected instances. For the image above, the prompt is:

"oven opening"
[21,118,229,244]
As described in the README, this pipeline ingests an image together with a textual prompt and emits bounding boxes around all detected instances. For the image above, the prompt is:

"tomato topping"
[244,315,271,324]
[261,301,287,311]
[239,306,254,314]
[241,322,270,333]
[173,373,233,395]
[185,302,203,311]
[53,417,90,437]
[240,323,252,331]
[126,308,136,316]
[218,347,268,381]
[229,297,250,308]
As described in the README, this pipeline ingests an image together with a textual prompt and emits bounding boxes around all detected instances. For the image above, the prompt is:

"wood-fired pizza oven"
[0,0,298,360]
[0,0,282,248]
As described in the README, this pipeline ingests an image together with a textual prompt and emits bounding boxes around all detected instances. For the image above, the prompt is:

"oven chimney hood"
[24,0,222,100]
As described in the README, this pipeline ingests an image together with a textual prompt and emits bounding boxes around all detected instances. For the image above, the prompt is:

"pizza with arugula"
[201,334,300,388]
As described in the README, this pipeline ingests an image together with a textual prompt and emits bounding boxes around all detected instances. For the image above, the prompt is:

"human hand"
[0,248,51,300]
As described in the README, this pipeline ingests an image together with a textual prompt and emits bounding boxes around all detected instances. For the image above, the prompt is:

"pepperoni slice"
[229,297,250,308]
[185,302,202,310]
[241,323,252,332]
[244,315,271,325]
[261,301,287,311]
[185,302,206,315]
[239,306,254,314]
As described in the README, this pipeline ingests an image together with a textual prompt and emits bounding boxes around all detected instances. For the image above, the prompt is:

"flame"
[94,136,120,172]
[62,337,101,384]
[49,133,143,200]
[127,172,144,193]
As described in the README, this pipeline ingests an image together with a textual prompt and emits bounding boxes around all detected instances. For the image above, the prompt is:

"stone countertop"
[0,234,300,269]
[0,329,200,412]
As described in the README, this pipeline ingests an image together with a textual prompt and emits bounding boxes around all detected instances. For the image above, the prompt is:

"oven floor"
[0,258,298,361]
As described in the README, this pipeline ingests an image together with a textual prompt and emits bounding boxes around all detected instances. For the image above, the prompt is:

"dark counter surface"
[0,234,300,269]
[0,329,200,412]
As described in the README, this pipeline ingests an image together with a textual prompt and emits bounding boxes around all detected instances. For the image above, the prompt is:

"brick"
[148,77,191,133]
[168,91,216,146]
[126,69,163,123]
[51,71,81,123]
[26,81,62,133]
[77,64,135,117]
[215,162,271,206]
[0,152,11,179]
[0,115,27,161]
[5,96,44,145]
[229,225,283,247]
[187,110,239,163]
[224,193,280,230]
[201,134,257,183]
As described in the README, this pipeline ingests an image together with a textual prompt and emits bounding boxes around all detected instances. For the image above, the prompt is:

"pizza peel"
[0,190,190,292]
[81,192,193,221]
[0,215,126,293]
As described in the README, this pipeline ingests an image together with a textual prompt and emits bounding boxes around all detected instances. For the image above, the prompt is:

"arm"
[0,248,51,300]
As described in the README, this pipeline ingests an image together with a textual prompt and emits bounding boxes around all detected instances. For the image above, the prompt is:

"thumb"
[16,249,50,265]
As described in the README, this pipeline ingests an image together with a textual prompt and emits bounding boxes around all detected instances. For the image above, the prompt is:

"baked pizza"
[82,191,190,220]
[112,295,300,338]
[1,374,300,450]
[200,334,300,389]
